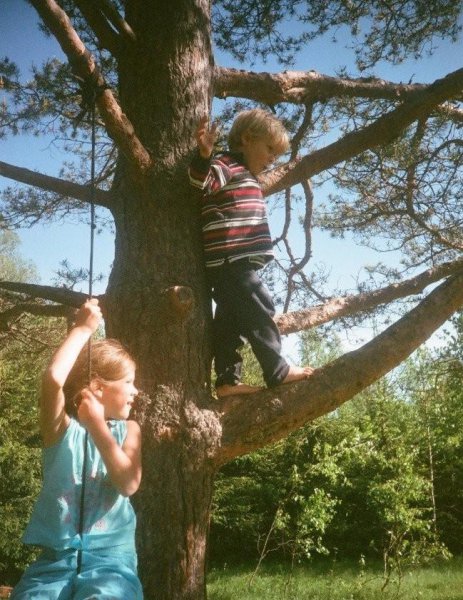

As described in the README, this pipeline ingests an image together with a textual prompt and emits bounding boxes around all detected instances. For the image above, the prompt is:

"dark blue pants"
[207,261,289,388]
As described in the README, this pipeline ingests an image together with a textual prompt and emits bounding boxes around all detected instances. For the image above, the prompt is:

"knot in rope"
[73,74,109,129]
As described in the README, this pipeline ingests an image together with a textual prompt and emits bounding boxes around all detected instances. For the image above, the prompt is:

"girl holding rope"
[11,299,143,599]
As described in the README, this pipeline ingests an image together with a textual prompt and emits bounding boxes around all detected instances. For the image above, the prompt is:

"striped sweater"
[189,151,274,268]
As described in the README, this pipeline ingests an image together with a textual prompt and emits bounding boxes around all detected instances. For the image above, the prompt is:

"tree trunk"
[132,393,220,600]
[103,1,217,597]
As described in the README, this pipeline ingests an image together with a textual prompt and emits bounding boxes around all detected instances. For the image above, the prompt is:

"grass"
[207,557,463,600]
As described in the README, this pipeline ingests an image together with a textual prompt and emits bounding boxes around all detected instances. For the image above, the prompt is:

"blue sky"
[1,1,462,354]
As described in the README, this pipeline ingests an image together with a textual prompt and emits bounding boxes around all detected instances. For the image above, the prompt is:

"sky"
[1,0,462,357]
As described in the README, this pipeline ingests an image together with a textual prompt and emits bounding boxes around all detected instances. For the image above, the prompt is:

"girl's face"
[100,368,138,420]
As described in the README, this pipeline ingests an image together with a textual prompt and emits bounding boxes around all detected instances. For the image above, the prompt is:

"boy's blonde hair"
[228,108,290,155]
[63,339,136,418]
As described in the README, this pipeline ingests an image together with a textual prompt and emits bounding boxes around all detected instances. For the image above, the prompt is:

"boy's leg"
[212,262,290,388]
[208,265,263,394]
[212,299,244,387]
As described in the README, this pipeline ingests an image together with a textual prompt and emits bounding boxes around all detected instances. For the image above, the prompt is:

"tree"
[0,232,65,583]
[1,1,462,598]
[404,319,463,556]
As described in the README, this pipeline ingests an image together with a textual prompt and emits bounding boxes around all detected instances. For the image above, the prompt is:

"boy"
[189,109,312,398]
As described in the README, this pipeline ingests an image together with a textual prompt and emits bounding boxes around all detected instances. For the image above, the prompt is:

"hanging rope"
[73,75,105,577]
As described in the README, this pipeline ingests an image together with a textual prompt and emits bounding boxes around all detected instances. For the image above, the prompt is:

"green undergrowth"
[207,557,463,600]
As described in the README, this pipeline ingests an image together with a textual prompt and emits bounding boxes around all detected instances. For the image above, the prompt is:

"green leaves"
[210,335,463,569]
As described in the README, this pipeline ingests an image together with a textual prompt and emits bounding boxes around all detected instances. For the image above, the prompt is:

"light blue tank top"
[23,418,137,552]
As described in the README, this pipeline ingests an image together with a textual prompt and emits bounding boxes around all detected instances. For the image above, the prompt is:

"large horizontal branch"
[0,281,99,308]
[216,271,463,465]
[214,67,463,123]
[0,161,112,207]
[260,68,463,195]
[276,258,463,335]
[29,0,152,176]
[0,302,72,332]
[215,66,428,104]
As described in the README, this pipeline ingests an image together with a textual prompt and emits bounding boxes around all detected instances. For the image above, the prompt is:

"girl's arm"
[41,299,102,447]
[78,390,142,497]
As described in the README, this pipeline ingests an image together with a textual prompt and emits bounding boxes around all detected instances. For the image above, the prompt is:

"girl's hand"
[73,299,102,334]
[78,387,105,426]
[196,116,219,159]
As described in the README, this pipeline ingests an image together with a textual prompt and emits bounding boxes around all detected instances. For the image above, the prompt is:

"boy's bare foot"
[216,383,264,398]
[282,366,314,385]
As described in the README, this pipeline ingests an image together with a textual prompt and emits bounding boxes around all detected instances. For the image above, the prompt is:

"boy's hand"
[196,115,218,159]
[73,299,102,334]
[78,387,105,426]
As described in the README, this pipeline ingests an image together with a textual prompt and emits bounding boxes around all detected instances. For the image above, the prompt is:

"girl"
[11,299,143,599]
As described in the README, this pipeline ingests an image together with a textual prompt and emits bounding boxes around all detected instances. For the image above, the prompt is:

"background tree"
[1,1,463,598]
[0,233,65,583]
[209,334,456,579]
[405,317,463,556]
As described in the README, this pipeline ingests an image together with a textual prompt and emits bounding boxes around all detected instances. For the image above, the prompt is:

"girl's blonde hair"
[63,339,136,418]
[228,108,290,155]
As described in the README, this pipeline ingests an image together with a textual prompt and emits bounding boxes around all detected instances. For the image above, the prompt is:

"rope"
[74,77,101,577]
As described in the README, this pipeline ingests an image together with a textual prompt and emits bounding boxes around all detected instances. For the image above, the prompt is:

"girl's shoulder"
[107,418,128,442]
[122,419,142,454]
[125,419,141,441]
[107,418,140,445]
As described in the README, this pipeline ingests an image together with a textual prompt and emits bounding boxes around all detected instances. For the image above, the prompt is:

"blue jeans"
[207,260,289,388]
[10,547,143,599]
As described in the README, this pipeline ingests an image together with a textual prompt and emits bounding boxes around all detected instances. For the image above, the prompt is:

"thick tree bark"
[99,1,216,598]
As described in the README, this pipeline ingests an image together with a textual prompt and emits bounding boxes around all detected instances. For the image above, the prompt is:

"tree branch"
[260,68,463,195]
[214,66,427,104]
[0,302,72,332]
[0,160,112,207]
[275,258,463,334]
[216,271,463,464]
[29,0,152,176]
[73,0,122,56]
[0,281,99,308]
[96,0,136,43]
[214,66,463,123]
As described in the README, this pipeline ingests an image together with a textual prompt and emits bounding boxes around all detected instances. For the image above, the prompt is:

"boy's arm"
[189,153,233,193]
[79,391,142,496]
[188,116,231,192]
[41,300,101,447]
[188,151,214,190]
[196,115,218,159]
